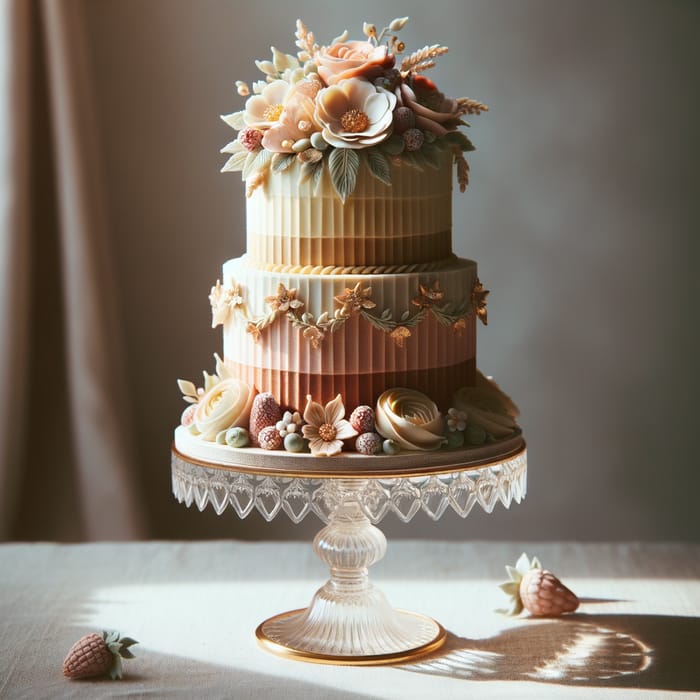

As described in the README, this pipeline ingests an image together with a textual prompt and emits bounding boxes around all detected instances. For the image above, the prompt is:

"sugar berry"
[350,405,375,434]
[239,127,263,152]
[392,106,416,134]
[355,432,382,455]
[402,128,424,152]
[258,425,283,450]
[249,392,282,445]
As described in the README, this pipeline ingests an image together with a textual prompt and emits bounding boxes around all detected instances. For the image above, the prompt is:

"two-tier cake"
[174,17,520,464]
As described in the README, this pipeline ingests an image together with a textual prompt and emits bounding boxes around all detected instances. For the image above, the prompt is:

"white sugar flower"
[210,278,245,328]
[447,408,468,432]
[315,78,396,149]
[302,394,357,457]
[243,79,291,128]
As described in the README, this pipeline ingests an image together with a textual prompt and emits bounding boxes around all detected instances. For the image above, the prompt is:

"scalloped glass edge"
[171,449,527,524]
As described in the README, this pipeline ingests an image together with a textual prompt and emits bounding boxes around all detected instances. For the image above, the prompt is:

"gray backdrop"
[82,0,699,541]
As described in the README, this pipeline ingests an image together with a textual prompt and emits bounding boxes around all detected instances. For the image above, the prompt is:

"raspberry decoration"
[355,432,382,455]
[239,127,263,151]
[392,106,416,134]
[258,425,283,450]
[349,405,375,434]
[63,631,138,680]
[498,553,579,617]
[402,128,424,152]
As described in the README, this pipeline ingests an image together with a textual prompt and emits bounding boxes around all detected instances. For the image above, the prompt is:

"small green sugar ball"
[284,432,305,453]
[445,430,465,449]
[225,427,250,448]
[464,424,487,446]
[292,138,311,153]
[382,439,401,455]
[310,132,328,150]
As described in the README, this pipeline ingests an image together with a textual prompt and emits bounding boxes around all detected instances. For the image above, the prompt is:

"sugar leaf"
[242,148,271,179]
[177,379,197,398]
[220,140,244,155]
[364,149,392,186]
[271,153,297,172]
[221,151,248,173]
[220,111,245,130]
[328,148,360,203]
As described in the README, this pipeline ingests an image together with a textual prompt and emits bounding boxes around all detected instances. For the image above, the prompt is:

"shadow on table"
[27,648,380,700]
[400,613,700,692]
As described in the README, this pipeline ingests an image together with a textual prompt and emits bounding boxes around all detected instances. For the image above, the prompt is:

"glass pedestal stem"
[256,480,446,664]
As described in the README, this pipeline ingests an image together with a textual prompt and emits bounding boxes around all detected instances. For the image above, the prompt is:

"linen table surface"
[0,541,698,699]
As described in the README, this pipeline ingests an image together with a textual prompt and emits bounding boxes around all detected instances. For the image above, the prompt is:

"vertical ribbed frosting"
[246,151,453,269]
[221,153,478,413]
[222,257,477,410]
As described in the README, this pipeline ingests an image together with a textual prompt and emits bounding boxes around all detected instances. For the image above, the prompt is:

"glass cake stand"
[171,430,527,665]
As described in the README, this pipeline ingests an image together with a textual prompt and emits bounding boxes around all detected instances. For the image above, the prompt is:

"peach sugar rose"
[315,41,394,86]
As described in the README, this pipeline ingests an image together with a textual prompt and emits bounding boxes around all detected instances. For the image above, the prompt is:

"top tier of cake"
[246,151,453,270]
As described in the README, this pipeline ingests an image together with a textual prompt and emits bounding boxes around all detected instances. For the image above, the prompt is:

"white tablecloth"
[1,540,698,699]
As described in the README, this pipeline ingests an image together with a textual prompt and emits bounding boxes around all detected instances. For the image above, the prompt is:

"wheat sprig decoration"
[458,97,489,115]
[295,19,318,61]
[454,151,470,193]
[400,44,449,74]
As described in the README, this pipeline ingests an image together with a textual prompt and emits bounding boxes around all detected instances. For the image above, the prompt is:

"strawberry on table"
[498,553,579,617]
[63,630,138,680]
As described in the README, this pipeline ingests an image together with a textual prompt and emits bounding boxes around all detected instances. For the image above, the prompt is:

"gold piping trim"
[246,254,460,276]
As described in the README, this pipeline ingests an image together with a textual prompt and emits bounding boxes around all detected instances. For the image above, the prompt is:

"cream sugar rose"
[176,17,520,460]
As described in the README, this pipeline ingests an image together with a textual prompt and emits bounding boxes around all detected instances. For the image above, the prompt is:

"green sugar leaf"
[364,149,392,186]
[328,148,360,203]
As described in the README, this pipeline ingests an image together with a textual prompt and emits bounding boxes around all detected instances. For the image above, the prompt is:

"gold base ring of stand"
[255,608,447,666]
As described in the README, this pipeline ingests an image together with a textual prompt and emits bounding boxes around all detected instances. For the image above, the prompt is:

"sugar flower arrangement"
[179,359,518,458]
[221,17,487,201]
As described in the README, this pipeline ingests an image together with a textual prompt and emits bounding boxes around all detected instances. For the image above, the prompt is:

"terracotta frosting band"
[225,360,477,411]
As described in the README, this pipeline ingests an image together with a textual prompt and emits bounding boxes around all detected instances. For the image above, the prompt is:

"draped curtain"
[0,0,144,540]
